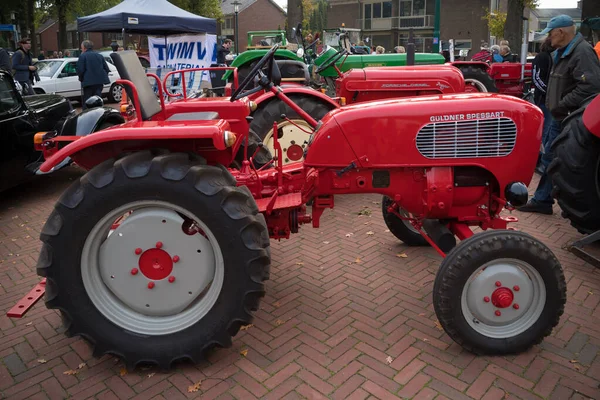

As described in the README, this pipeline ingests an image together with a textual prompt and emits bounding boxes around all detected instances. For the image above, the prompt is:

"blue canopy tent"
[76,0,216,35]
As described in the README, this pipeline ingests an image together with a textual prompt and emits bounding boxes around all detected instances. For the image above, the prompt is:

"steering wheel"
[315,48,348,75]
[230,44,279,102]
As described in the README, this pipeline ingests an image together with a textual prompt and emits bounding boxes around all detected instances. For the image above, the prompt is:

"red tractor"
[9,48,566,370]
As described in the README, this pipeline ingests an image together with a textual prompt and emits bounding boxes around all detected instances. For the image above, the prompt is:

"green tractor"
[224,24,446,89]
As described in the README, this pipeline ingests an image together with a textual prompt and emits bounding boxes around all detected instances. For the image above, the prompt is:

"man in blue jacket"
[11,38,37,95]
[76,40,110,108]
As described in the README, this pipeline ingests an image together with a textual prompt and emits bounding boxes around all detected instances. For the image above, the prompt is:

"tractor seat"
[110,50,164,121]
[166,112,220,121]
[276,60,310,86]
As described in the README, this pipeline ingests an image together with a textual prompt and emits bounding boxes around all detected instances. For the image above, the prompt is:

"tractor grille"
[416,118,517,159]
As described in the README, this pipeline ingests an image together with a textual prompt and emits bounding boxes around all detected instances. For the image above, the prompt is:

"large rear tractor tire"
[433,230,566,355]
[381,196,429,246]
[458,66,498,93]
[250,94,335,165]
[547,103,600,234]
[36,150,271,370]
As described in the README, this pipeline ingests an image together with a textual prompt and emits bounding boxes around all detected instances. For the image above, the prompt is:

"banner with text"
[148,34,218,82]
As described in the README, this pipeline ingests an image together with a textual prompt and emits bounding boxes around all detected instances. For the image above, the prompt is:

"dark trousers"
[532,117,562,205]
[82,84,103,109]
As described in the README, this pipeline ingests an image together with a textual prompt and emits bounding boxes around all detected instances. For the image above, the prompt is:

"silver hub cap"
[112,85,122,101]
[263,120,312,165]
[461,259,545,338]
[81,201,224,335]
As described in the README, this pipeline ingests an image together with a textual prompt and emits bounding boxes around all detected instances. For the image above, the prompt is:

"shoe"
[517,200,553,215]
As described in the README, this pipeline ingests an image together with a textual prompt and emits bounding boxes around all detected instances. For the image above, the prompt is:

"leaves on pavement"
[188,381,202,393]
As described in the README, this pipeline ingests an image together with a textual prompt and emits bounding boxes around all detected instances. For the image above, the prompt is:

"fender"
[252,86,340,110]
[38,119,232,174]
[59,106,125,136]
[223,49,303,80]
[583,94,600,138]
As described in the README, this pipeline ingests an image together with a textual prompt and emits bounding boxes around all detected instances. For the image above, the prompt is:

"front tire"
[433,230,566,355]
[458,66,498,93]
[36,151,271,370]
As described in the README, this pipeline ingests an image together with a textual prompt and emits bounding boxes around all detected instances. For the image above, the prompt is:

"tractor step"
[6,279,46,318]
[256,192,303,213]
[567,230,600,269]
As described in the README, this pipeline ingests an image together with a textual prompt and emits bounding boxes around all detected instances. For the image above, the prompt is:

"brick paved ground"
[0,166,599,400]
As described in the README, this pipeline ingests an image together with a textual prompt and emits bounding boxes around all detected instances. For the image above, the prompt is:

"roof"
[531,8,582,20]
[36,19,56,34]
[221,0,286,15]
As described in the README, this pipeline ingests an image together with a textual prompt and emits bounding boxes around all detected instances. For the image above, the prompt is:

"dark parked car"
[0,70,124,192]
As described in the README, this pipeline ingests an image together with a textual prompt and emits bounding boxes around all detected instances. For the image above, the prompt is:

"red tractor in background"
[8,47,566,370]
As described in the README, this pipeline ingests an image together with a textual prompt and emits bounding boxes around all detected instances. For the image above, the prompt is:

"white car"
[33,57,123,103]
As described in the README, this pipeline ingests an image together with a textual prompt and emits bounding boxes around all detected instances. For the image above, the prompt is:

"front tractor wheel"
[36,151,270,370]
[250,95,335,165]
[433,230,565,355]
[458,66,498,93]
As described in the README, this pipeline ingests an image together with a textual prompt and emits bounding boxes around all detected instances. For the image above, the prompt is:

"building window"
[539,21,547,29]
[221,18,233,30]
[400,0,425,17]
[364,1,392,19]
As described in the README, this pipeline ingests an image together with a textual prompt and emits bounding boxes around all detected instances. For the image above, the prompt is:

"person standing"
[11,38,36,95]
[217,39,232,65]
[76,40,110,109]
[531,36,554,175]
[518,15,600,215]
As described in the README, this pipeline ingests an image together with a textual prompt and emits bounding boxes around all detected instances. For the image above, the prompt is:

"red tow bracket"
[6,279,46,318]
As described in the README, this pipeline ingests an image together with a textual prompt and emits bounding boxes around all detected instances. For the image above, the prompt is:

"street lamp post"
[233,1,241,54]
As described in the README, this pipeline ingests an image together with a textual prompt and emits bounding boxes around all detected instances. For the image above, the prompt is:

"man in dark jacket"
[216,39,232,65]
[518,15,600,215]
[76,40,110,109]
[11,38,36,95]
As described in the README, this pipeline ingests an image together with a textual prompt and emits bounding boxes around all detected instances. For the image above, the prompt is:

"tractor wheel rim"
[263,120,312,166]
[81,200,224,336]
[112,85,122,101]
[398,207,419,234]
[464,79,488,93]
[461,258,546,338]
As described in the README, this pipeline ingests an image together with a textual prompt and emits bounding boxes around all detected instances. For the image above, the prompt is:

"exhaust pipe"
[422,220,456,253]
[407,28,415,65]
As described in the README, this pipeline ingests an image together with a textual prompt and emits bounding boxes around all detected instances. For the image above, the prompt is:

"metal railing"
[358,15,434,30]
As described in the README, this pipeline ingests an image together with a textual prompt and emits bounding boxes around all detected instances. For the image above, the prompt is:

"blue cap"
[540,14,574,35]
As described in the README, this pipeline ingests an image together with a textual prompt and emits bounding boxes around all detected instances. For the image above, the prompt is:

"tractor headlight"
[224,130,237,148]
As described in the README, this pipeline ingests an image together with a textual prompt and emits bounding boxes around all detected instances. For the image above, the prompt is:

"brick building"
[326,0,519,55]
[218,0,287,52]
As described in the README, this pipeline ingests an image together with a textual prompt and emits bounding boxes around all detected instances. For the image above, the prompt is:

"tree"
[503,0,538,51]
[483,8,506,39]
[169,0,223,21]
[287,0,302,39]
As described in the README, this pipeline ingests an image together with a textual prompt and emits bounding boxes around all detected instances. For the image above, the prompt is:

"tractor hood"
[338,65,465,94]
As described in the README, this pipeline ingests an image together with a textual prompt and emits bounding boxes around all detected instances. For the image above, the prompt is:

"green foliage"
[308,0,327,34]
[170,0,223,22]
[483,8,507,38]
